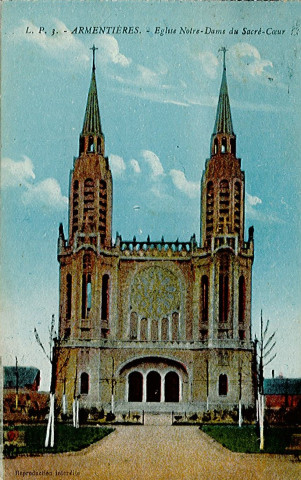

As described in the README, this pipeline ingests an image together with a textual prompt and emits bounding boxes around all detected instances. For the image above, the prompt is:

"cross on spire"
[90,44,98,71]
[218,47,228,70]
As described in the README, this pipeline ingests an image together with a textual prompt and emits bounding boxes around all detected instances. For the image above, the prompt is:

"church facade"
[54,50,256,415]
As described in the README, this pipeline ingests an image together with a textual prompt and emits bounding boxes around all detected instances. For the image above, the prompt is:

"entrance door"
[164,371,179,402]
[128,371,143,402]
[146,371,161,402]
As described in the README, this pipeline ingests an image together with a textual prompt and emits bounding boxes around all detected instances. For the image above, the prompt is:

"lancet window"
[66,274,72,320]
[218,374,228,396]
[161,318,169,341]
[234,181,241,235]
[172,312,179,341]
[83,178,95,229]
[206,181,214,240]
[238,275,246,324]
[219,180,230,233]
[82,274,92,319]
[219,255,230,323]
[72,180,79,235]
[201,275,209,324]
[99,180,107,241]
[80,372,89,395]
[129,312,138,340]
[101,274,110,321]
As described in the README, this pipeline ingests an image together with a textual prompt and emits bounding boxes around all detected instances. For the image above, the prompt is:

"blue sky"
[1,1,300,389]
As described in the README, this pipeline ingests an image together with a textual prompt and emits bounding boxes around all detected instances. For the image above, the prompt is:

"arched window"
[97,137,101,153]
[221,137,227,153]
[82,274,92,319]
[128,371,143,402]
[219,274,229,323]
[66,274,72,320]
[83,179,95,229]
[214,138,218,154]
[206,181,214,240]
[219,374,228,396]
[238,276,246,323]
[230,138,236,156]
[219,255,230,323]
[99,180,107,239]
[87,280,92,312]
[161,318,169,341]
[146,371,161,402]
[140,318,148,341]
[234,182,241,235]
[101,274,109,320]
[72,180,79,234]
[88,136,94,152]
[80,137,85,154]
[151,319,158,341]
[201,275,209,323]
[165,372,179,402]
[219,180,230,233]
[80,372,89,394]
[129,312,138,340]
[172,312,179,341]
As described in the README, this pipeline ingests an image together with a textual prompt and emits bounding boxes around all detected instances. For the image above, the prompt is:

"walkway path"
[3,426,300,480]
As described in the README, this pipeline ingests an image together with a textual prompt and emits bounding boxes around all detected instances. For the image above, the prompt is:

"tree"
[34,314,57,448]
[255,310,277,450]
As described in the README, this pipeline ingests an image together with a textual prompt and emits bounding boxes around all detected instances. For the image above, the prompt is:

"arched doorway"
[128,371,143,402]
[146,371,161,402]
[164,371,179,402]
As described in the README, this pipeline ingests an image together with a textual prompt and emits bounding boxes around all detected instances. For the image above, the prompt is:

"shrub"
[106,412,116,422]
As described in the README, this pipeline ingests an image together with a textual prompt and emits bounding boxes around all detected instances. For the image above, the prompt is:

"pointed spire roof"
[213,48,234,135]
[82,45,102,135]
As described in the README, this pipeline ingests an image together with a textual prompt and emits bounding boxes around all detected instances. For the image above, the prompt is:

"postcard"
[1,1,301,479]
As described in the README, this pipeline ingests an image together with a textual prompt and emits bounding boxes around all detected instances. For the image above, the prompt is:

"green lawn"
[4,424,114,457]
[201,425,300,454]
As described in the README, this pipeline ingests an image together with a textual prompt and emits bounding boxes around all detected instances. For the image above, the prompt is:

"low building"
[4,366,40,391]
[264,378,301,409]
[3,366,49,423]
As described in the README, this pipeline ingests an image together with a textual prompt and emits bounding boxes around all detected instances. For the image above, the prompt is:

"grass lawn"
[201,425,300,454]
[4,424,114,457]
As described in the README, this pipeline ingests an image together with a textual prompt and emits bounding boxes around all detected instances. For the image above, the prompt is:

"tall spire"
[213,47,234,135]
[82,45,102,136]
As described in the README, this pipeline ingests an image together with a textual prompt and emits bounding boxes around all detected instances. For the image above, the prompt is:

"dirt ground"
[3,425,301,480]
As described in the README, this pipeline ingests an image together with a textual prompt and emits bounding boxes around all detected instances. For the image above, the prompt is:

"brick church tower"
[200,50,254,346]
[54,48,255,417]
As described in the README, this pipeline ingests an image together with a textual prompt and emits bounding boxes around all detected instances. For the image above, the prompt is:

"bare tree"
[34,314,57,448]
[255,310,277,450]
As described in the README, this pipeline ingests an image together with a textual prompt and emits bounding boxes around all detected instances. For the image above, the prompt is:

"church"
[54,48,256,415]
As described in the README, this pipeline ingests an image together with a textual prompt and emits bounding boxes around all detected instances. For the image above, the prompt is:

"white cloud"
[2,156,35,187]
[230,43,274,83]
[22,178,68,210]
[2,155,67,210]
[109,154,126,176]
[110,85,191,106]
[97,35,131,67]
[137,65,159,85]
[141,150,164,177]
[198,51,219,79]
[170,169,199,198]
[16,22,131,70]
[130,159,141,174]
[245,193,284,224]
[246,193,262,206]
[16,19,89,67]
